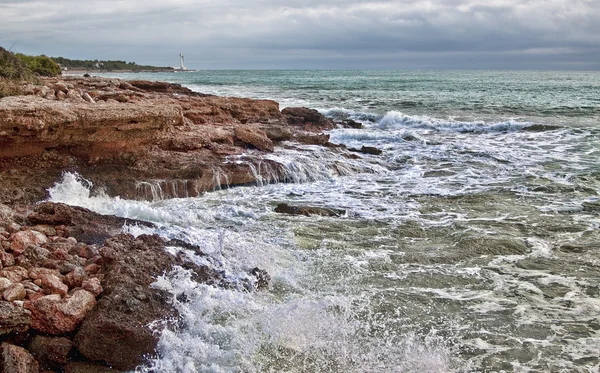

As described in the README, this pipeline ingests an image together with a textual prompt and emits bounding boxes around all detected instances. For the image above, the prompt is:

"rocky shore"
[0,76,372,371]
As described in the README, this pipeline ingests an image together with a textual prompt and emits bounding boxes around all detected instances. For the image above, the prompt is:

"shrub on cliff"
[0,47,36,81]
[15,53,61,77]
[0,47,36,97]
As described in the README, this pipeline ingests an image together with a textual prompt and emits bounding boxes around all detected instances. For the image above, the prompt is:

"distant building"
[179,53,187,71]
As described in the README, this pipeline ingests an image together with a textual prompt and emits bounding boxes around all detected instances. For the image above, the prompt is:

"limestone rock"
[233,125,274,152]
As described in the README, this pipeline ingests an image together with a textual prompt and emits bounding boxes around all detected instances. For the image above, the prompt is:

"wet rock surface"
[0,76,336,370]
[0,77,337,206]
[0,202,225,371]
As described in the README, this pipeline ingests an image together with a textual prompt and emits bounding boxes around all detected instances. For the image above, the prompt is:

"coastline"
[0,75,364,371]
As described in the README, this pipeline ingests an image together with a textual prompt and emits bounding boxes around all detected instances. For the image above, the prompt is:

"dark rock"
[282,107,335,131]
[0,343,39,373]
[128,80,200,96]
[349,146,383,155]
[250,267,271,290]
[342,119,363,129]
[74,233,220,370]
[65,361,123,373]
[28,202,154,244]
[29,335,72,369]
[0,301,31,335]
[274,203,345,217]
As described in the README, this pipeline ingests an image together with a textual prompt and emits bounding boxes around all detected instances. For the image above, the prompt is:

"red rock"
[77,245,98,259]
[294,133,331,146]
[29,268,63,281]
[0,343,39,373]
[30,225,57,237]
[6,223,21,234]
[64,267,86,289]
[26,289,96,334]
[233,125,274,152]
[84,264,100,274]
[81,277,102,296]
[10,230,48,255]
[0,301,31,335]
[41,274,68,297]
[26,291,44,302]
[0,266,28,282]
[282,107,335,131]
[0,250,15,267]
[3,283,26,301]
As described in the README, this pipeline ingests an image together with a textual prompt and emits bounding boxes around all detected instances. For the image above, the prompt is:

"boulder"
[0,343,39,373]
[0,301,31,335]
[282,107,335,131]
[26,290,96,334]
[29,335,72,369]
[28,202,154,244]
[74,233,220,370]
[342,119,363,129]
[274,203,345,217]
[233,125,274,152]
[259,124,293,142]
[349,146,383,155]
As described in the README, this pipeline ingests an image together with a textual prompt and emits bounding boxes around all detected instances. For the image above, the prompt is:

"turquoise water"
[67,70,600,372]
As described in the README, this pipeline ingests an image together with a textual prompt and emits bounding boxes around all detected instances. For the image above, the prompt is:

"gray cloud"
[0,0,598,69]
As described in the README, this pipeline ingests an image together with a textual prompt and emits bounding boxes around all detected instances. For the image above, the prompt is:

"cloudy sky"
[0,0,598,69]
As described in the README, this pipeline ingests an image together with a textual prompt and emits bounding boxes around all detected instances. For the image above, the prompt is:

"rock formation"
[0,76,350,206]
[0,75,360,370]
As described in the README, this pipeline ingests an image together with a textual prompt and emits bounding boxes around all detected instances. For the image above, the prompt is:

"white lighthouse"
[179,53,187,71]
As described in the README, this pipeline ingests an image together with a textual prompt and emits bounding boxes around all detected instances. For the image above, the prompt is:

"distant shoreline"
[63,68,176,75]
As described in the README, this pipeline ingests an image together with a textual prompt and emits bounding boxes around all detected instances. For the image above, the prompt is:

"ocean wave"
[377,111,530,133]
[319,107,381,123]
[321,107,549,134]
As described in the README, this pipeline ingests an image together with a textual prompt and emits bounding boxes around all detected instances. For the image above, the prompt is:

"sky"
[0,0,598,70]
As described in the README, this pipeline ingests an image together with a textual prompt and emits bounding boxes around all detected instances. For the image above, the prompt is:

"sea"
[52,70,600,372]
